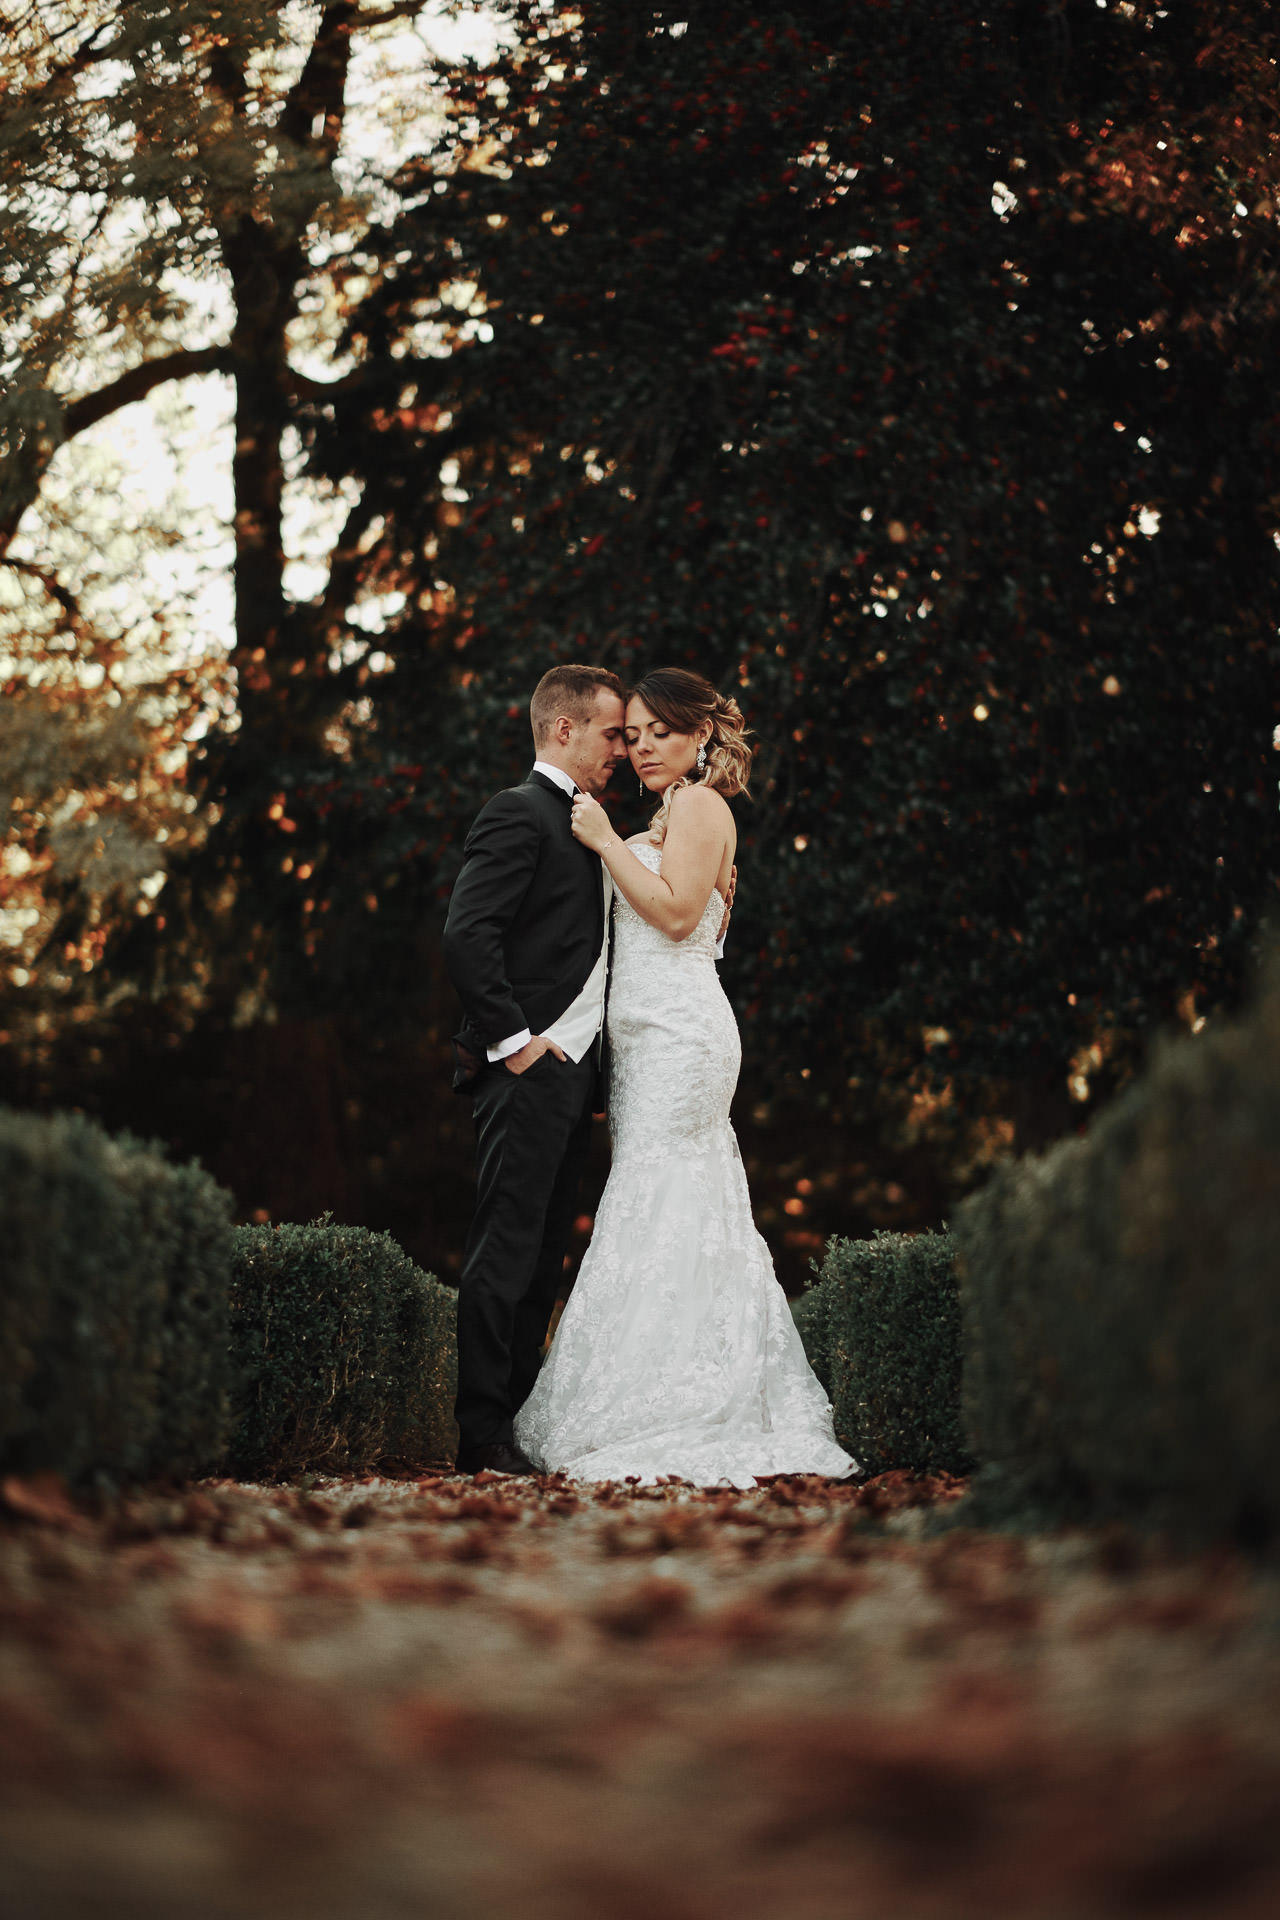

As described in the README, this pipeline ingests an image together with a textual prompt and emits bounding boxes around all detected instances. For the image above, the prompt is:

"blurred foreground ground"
[1,1470,1278,1919]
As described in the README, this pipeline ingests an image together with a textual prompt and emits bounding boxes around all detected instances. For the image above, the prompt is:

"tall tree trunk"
[218,0,359,771]
[224,217,295,769]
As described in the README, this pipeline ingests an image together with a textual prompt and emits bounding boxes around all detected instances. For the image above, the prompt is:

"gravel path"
[2,1469,1278,1918]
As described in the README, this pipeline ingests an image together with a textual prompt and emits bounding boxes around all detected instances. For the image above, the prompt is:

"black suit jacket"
[443,772,606,1085]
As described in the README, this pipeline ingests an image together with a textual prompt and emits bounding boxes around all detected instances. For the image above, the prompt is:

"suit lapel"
[526,769,574,803]
[524,771,604,952]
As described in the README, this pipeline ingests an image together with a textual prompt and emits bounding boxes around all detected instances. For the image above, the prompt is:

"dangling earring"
[638,776,646,797]
[696,743,707,774]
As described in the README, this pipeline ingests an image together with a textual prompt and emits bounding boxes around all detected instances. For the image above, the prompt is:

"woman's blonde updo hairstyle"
[629,666,753,841]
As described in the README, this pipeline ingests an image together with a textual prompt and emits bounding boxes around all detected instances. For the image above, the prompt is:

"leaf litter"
[1,1468,1278,1918]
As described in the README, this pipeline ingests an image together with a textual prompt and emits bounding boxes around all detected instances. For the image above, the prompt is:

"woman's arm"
[571,784,732,941]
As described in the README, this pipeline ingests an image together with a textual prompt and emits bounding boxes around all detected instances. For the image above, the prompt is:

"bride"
[513,666,855,1487]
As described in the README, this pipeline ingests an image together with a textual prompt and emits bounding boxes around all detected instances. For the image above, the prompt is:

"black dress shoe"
[455,1440,540,1477]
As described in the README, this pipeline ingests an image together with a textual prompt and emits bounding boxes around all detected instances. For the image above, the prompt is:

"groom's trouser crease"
[455,1052,595,1451]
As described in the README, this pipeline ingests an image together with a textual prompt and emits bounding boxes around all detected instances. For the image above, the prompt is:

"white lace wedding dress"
[514,841,855,1487]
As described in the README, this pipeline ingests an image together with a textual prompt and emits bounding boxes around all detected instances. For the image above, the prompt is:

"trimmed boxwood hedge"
[795,1230,972,1475]
[790,1286,831,1396]
[0,1108,234,1483]
[133,1153,240,1480]
[226,1219,457,1479]
[956,948,1280,1542]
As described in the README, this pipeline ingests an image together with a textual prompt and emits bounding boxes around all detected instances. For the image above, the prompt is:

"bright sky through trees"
[2,1,503,693]
[0,1,505,983]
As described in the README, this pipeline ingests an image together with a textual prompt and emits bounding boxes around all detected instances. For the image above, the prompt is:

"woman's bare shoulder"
[669,782,733,825]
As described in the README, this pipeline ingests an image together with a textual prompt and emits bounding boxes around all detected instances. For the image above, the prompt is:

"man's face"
[566,689,627,797]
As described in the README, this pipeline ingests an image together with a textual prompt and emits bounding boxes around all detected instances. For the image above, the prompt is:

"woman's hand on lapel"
[570,792,619,855]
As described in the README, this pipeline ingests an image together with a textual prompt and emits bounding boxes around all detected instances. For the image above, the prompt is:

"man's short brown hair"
[529,665,624,748]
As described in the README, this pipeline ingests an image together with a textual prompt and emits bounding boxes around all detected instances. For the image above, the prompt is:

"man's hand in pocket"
[505,1035,568,1075]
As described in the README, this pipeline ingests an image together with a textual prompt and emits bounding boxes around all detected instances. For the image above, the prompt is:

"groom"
[443,665,628,1475]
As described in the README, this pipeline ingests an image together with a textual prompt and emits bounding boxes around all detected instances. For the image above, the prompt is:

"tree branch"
[274,1,432,162]
[278,2,359,157]
[38,12,129,73]
[353,2,436,32]
[284,365,367,404]
[0,348,236,562]
[312,494,386,638]
[2,557,87,635]
[1,11,133,124]
[64,346,234,439]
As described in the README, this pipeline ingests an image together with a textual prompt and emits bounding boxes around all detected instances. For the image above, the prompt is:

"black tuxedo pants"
[455,1050,596,1452]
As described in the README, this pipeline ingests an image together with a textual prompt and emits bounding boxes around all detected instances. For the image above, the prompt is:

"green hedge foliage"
[790,1287,831,1396]
[956,952,1280,1542]
[0,1108,234,1483]
[226,1220,457,1479]
[795,1231,972,1475]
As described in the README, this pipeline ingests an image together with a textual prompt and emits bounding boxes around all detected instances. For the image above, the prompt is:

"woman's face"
[625,696,710,794]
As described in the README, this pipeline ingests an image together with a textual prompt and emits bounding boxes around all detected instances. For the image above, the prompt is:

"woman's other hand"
[717,864,737,943]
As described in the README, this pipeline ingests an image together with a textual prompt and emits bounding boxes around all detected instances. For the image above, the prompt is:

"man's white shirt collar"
[532,760,577,798]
